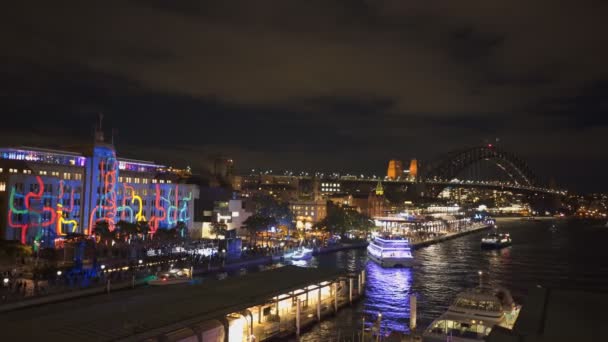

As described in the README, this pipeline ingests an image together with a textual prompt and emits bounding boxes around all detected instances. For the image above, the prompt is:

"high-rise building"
[408,159,418,181]
[387,159,403,180]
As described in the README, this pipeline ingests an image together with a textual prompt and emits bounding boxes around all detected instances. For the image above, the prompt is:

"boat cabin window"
[454,298,501,311]
[430,320,491,337]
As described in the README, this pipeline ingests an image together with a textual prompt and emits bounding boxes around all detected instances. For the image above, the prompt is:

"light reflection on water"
[297,219,608,340]
[362,262,413,333]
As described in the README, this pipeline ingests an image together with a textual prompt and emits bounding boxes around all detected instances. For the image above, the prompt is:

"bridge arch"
[424,145,538,188]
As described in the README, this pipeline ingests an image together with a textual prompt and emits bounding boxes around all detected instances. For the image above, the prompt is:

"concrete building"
[0,137,198,246]
[408,158,418,181]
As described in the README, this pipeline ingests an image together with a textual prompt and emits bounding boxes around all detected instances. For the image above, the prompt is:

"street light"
[138,259,143,265]
[57,270,62,276]
[3,278,8,286]
[100,264,106,270]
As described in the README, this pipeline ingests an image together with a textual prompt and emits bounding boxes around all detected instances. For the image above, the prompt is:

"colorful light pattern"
[5,146,195,245]
[8,176,58,243]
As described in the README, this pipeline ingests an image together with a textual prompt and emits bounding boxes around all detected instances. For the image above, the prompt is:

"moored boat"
[291,247,313,260]
[367,237,414,267]
[423,287,521,341]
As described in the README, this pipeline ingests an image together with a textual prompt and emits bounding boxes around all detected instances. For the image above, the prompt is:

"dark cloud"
[0,0,607,192]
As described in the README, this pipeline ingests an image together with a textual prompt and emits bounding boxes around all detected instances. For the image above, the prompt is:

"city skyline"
[1,1,606,193]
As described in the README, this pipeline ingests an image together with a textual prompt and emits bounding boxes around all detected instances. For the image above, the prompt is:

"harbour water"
[297,218,608,341]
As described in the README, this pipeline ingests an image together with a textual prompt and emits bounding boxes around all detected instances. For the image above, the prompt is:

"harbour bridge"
[250,144,566,198]
[330,145,565,198]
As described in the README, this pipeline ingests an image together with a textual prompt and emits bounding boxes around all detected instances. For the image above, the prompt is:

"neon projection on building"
[4,145,195,245]
[8,176,58,243]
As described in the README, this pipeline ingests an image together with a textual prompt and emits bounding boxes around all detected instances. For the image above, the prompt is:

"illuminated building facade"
[387,159,403,180]
[368,181,388,217]
[0,144,199,245]
[289,199,327,229]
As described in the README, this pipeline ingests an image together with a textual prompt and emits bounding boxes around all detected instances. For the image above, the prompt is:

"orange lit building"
[387,159,403,180]
[408,159,418,181]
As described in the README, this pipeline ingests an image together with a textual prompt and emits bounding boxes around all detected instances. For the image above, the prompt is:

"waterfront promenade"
[0,266,365,342]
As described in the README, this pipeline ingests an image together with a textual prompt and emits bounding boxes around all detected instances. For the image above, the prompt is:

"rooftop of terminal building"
[0,266,347,341]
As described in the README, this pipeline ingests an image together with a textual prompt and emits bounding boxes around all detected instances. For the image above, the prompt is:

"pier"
[0,266,365,342]
[411,224,492,249]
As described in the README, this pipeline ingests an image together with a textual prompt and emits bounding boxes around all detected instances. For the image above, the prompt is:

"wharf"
[411,224,492,249]
[0,265,366,342]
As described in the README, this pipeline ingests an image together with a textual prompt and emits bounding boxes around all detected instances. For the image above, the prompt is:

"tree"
[93,221,113,246]
[242,214,276,245]
[314,202,374,239]
[116,220,138,241]
[154,227,178,242]
[174,221,188,239]
[315,201,347,237]
[210,221,228,248]
[136,220,150,239]
[252,195,294,236]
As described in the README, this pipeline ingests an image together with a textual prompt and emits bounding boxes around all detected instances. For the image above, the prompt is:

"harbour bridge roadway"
[338,177,566,196]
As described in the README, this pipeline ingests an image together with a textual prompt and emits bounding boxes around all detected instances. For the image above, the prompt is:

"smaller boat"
[481,233,512,249]
[423,287,521,341]
[291,247,313,260]
[149,268,191,286]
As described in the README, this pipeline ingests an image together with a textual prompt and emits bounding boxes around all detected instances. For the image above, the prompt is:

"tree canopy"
[315,201,375,237]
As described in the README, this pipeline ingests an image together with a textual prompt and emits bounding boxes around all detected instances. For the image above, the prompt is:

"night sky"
[1,1,606,192]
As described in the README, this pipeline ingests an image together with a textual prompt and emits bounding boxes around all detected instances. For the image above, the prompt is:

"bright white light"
[3,278,8,284]
[101,265,106,270]
[57,271,62,276]
[138,259,143,264]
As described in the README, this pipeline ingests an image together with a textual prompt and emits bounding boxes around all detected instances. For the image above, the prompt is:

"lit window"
[0,168,3,173]
[160,180,165,184]
[152,179,157,184]
[134,178,140,184]
[0,182,5,192]
[167,180,171,184]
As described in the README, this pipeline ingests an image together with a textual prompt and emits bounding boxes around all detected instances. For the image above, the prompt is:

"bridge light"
[488,144,493,148]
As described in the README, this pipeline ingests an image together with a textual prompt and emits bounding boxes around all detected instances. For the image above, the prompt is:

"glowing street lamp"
[56,270,62,276]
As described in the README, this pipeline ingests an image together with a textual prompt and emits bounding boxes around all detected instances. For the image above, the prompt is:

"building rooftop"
[0,266,344,341]
[487,287,608,342]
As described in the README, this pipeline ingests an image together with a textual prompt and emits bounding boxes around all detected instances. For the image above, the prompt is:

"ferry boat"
[423,287,521,341]
[148,268,192,286]
[480,232,512,249]
[367,237,414,267]
[291,247,313,260]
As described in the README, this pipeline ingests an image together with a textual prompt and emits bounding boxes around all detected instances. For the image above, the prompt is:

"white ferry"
[423,288,521,341]
[367,237,414,267]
